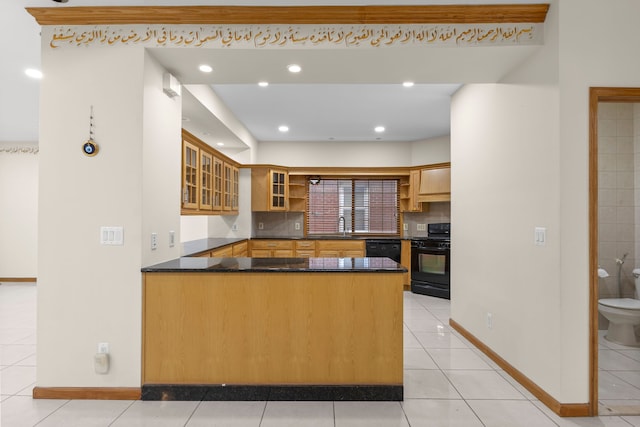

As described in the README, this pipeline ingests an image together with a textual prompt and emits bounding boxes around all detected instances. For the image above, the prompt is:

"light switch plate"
[100,227,124,245]
[534,227,546,246]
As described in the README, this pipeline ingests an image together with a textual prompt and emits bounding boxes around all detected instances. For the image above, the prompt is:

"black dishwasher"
[365,239,401,263]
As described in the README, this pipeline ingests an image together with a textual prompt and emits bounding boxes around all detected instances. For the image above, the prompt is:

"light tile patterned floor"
[3,281,640,426]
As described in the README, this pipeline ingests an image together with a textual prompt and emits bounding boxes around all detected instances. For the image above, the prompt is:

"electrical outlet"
[232,224,238,231]
[417,224,426,231]
[486,313,493,329]
[97,342,109,353]
[258,222,264,230]
[295,222,301,230]
[169,230,175,247]
[151,232,158,250]
[403,223,408,231]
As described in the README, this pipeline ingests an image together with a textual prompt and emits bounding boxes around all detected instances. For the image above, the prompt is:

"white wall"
[142,51,182,267]
[556,0,640,402]
[0,146,38,278]
[452,83,561,398]
[37,39,181,387]
[256,140,412,167]
[411,135,450,165]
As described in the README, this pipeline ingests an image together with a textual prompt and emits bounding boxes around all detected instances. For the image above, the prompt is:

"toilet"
[598,268,640,347]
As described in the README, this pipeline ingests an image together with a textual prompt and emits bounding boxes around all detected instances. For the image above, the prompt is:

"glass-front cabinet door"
[199,151,213,210]
[213,157,223,210]
[232,166,239,210]
[182,141,199,210]
[223,163,232,211]
[270,169,288,210]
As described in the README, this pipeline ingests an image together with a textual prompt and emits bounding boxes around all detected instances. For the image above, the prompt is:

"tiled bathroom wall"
[598,103,638,310]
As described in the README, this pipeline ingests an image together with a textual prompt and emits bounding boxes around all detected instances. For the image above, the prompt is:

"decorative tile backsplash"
[403,202,451,238]
[252,202,451,239]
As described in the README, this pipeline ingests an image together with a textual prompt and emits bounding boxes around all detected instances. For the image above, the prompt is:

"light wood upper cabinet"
[213,157,223,211]
[182,141,199,210]
[288,175,306,212]
[400,169,423,212]
[199,151,213,211]
[251,167,290,211]
[223,162,233,211]
[418,166,451,202]
[182,129,240,215]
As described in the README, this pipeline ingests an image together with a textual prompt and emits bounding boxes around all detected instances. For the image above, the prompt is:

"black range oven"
[411,223,451,299]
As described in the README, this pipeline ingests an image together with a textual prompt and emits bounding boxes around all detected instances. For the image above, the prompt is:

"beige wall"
[451,83,562,399]
[0,146,38,278]
[37,41,182,387]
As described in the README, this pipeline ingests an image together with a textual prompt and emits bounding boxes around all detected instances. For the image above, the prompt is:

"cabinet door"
[317,250,340,257]
[419,168,451,195]
[232,166,239,211]
[409,169,423,212]
[232,241,248,257]
[273,249,294,258]
[251,249,271,257]
[223,163,232,211]
[213,157,223,210]
[182,141,199,210]
[295,250,316,258]
[211,246,233,257]
[343,250,365,258]
[199,151,213,210]
[270,169,288,211]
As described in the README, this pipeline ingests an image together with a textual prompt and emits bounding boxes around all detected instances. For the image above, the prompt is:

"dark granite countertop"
[251,236,407,240]
[142,257,406,273]
[182,238,247,257]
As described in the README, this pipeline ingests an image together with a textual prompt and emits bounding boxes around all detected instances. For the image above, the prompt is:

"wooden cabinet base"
[143,271,403,395]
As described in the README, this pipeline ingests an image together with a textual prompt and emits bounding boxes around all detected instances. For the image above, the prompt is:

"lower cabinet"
[232,241,248,257]
[250,240,294,257]
[316,240,365,258]
[295,240,316,257]
[196,239,369,259]
[211,246,233,257]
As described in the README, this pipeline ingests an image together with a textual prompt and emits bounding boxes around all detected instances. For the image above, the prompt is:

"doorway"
[590,87,640,416]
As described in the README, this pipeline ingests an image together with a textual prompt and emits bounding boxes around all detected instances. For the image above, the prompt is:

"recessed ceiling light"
[199,64,213,73]
[258,81,269,87]
[25,68,43,79]
[278,125,289,132]
[402,81,415,88]
[374,126,385,133]
[287,64,302,73]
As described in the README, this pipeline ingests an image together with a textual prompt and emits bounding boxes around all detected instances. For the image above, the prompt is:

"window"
[307,179,399,235]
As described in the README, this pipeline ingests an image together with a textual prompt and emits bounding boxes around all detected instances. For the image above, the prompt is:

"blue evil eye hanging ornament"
[82,106,99,157]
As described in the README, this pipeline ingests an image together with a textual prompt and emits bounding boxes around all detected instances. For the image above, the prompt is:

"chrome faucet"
[338,216,346,237]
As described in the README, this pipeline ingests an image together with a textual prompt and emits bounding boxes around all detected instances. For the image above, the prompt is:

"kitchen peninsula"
[141,256,405,401]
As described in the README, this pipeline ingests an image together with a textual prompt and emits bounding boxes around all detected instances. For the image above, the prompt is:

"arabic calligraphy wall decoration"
[47,23,542,50]
[0,146,39,155]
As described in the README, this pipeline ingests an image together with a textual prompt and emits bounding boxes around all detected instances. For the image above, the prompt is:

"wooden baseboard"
[0,277,37,283]
[449,319,591,418]
[33,387,141,400]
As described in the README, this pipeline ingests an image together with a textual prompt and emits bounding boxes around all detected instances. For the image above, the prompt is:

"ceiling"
[3,0,545,149]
